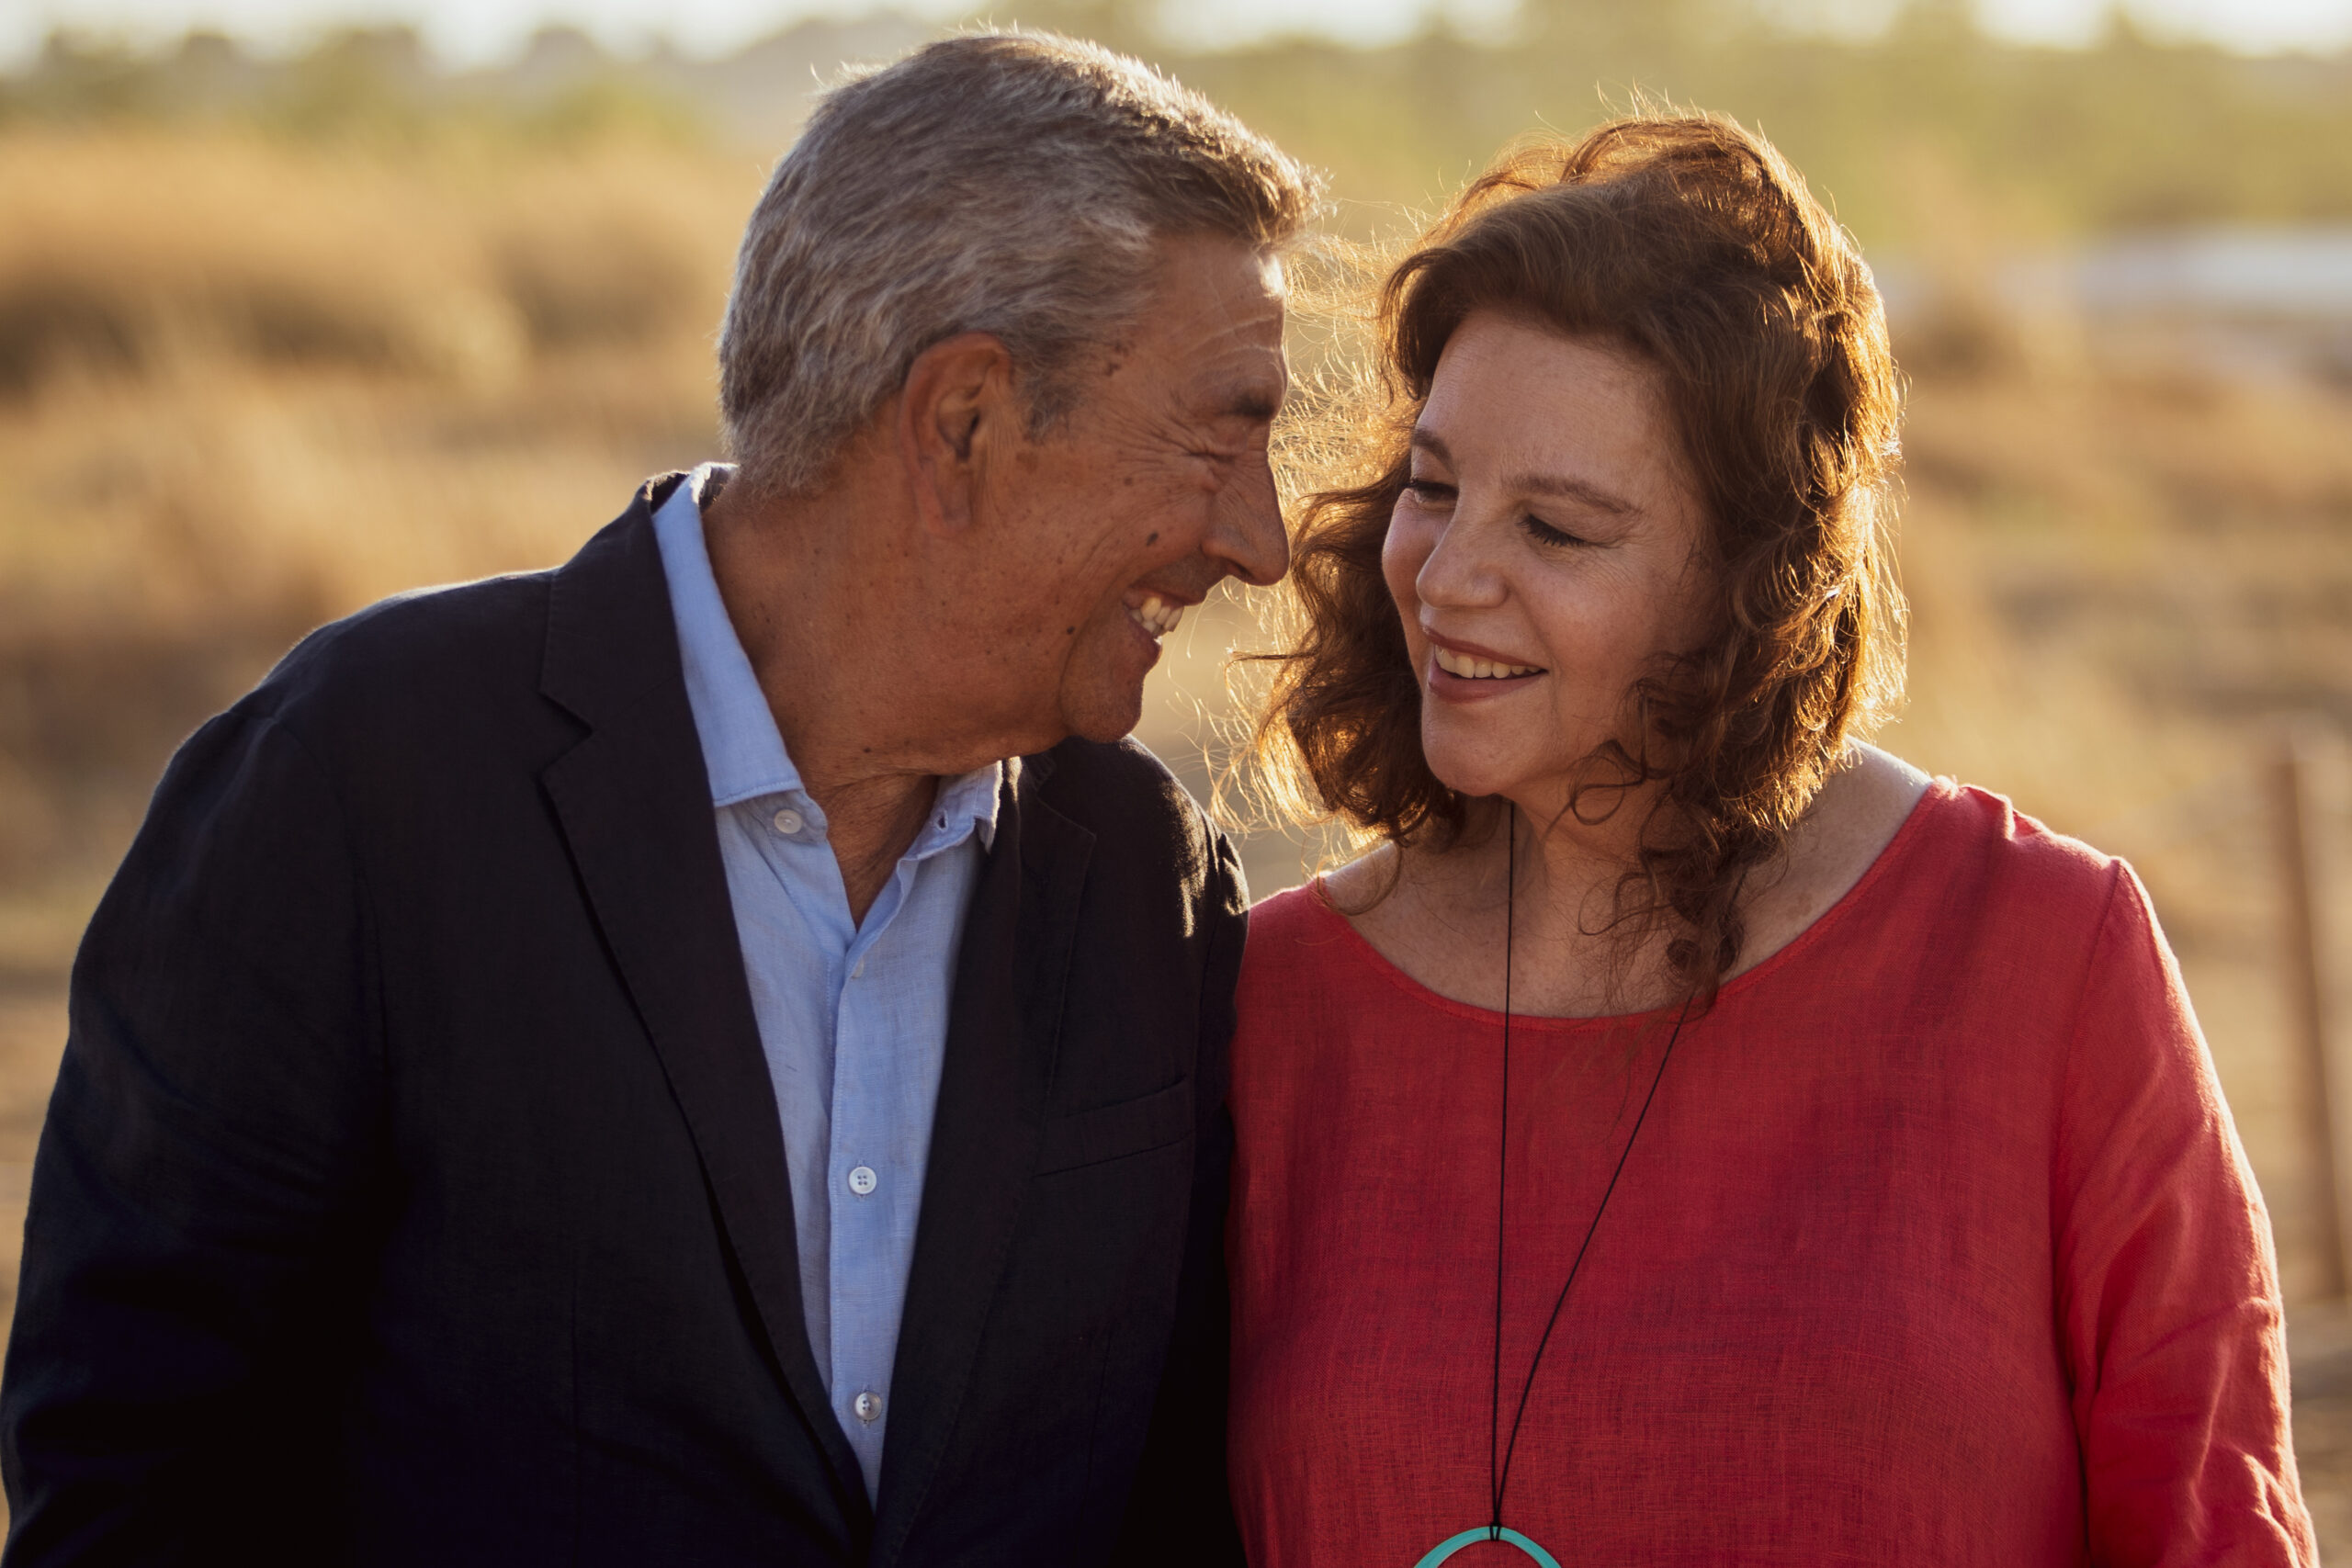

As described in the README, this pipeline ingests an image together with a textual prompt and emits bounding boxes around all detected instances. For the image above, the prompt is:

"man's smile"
[1126,592,1188,640]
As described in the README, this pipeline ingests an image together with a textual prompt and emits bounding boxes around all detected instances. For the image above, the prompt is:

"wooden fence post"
[2277,726,2346,1302]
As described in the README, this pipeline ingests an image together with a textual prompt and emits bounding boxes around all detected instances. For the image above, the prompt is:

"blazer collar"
[537,478,876,1550]
[870,751,1094,1565]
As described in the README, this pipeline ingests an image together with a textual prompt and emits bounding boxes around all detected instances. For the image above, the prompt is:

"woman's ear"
[898,332,1019,537]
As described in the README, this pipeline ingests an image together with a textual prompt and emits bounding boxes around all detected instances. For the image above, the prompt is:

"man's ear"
[898,332,1019,538]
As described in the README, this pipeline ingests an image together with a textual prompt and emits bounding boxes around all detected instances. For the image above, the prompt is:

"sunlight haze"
[9,0,2349,67]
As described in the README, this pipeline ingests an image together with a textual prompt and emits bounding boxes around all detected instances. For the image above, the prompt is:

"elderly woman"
[1227,116,2312,1565]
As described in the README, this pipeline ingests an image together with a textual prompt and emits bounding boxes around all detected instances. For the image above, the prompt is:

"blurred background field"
[4,0,2352,1541]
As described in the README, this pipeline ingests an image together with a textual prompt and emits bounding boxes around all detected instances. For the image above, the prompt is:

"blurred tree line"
[6,0,2351,244]
[0,25,710,149]
[1091,0,2352,243]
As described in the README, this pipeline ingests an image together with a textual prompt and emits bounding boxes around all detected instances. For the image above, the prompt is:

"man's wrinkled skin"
[703,233,1291,919]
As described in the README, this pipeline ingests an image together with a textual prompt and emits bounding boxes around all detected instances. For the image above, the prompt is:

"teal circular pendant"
[1413,1527,1563,1567]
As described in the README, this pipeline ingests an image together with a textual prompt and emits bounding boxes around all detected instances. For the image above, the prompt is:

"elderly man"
[0,35,1312,1567]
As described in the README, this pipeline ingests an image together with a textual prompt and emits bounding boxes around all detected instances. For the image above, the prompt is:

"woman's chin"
[1419,747,1521,807]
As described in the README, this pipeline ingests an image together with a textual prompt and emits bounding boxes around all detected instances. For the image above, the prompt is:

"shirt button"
[771,807,805,836]
[847,1165,878,1196]
[852,956,865,980]
[853,1390,883,1423]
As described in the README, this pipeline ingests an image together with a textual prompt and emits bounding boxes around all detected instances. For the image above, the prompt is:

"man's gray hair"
[718,32,1318,495]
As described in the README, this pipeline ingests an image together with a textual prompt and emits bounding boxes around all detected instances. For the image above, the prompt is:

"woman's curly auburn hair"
[1250,112,1907,1004]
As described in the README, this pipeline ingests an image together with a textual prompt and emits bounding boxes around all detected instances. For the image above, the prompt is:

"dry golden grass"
[0,127,755,930]
[2,118,2351,1541]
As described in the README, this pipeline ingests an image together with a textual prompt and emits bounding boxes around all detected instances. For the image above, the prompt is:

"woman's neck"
[1330,806,1677,1019]
[1326,743,1933,1020]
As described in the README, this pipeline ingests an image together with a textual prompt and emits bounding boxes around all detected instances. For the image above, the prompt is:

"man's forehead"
[1087,236,1284,423]
[1143,236,1286,322]
[1182,333,1288,420]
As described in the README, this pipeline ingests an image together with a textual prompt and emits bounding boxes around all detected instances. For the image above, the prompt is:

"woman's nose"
[1415,508,1508,609]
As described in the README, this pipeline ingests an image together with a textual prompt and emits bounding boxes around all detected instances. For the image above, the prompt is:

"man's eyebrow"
[1411,426,1640,517]
[1215,386,1283,422]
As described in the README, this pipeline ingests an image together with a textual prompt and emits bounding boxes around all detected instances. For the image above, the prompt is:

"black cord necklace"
[1415,803,1692,1568]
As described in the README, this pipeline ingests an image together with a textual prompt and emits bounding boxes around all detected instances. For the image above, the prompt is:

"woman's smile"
[1425,632,1546,699]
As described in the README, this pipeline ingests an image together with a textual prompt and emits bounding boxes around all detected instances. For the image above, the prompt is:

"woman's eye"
[1402,479,1455,505]
[1521,513,1590,549]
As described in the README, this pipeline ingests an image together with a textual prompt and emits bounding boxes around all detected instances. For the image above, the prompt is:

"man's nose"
[1205,453,1289,588]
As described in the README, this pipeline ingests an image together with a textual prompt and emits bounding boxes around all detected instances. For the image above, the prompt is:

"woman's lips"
[1430,644,1543,680]
[1425,653,1543,703]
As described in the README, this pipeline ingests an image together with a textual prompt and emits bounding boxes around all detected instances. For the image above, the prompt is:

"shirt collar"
[930,759,1004,856]
[652,464,1003,853]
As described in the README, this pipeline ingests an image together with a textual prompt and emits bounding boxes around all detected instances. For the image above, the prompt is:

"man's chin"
[1061,684,1149,747]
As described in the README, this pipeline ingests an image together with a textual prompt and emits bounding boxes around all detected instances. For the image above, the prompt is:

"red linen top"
[1227,782,2312,1567]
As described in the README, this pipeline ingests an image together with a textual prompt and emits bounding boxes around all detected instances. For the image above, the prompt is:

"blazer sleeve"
[2053,864,2315,1566]
[0,703,387,1562]
[1107,827,1250,1568]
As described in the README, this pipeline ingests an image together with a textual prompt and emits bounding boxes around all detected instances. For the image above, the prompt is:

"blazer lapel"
[537,480,874,1546]
[871,754,1095,1565]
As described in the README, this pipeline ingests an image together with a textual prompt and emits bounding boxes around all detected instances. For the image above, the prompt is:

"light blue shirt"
[652,466,1002,1501]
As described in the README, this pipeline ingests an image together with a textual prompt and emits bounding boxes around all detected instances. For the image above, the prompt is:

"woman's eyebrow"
[1412,427,1640,516]
[1508,469,1640,516]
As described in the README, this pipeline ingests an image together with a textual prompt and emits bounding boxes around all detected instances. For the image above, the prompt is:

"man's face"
[966,234,1290,747]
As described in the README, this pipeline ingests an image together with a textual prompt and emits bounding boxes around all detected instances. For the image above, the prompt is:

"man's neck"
[814,772,946,925]
[699,469,992,924]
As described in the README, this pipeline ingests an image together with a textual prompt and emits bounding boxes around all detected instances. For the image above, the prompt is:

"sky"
[7,0,2350,69]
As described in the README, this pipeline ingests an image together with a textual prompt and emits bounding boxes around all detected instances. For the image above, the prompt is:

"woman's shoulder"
[1732,759,2142,1009]
[1235,875,1428,1032]
[1902,774,2132,927]
[1792,767,2159,1034]
[1922,782,2187,1038]
[1797,746,2122,921]
[1241,881,1347,974]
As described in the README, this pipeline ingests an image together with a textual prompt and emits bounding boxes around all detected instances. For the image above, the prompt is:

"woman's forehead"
[1419,316,1688,502]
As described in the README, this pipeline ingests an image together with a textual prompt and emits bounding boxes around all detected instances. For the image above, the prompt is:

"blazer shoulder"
[1035,736,1205,836]
[1033,736,1233,894]
[244,569,561,749]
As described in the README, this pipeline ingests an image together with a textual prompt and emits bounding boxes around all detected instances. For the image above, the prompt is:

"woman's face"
[1382,311,1714,818]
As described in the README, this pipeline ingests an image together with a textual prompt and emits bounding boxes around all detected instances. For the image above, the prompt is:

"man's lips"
[1125,592,1192,640]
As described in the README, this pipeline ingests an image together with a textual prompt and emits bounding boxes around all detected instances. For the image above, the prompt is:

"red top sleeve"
[2057,865,2311,1564]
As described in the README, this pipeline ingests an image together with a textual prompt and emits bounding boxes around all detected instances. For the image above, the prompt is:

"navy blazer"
[0,476,1249,1566]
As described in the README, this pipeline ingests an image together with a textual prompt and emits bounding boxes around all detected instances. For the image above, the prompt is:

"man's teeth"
[1433,646,1542,680]
[1128,594,1185,637]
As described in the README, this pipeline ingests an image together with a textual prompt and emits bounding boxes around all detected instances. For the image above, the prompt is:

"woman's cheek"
[1382,507,1435,617]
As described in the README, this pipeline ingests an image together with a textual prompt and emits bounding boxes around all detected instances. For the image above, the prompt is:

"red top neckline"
[1298,773,1960,1032]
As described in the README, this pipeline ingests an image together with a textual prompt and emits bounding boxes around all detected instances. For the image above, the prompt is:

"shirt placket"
[748,790,847,1381]
[827,865,915,1473]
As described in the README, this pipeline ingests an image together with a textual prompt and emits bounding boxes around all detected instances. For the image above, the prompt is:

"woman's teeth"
[1433,646,1541,680]
[1129,594,1185,637]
